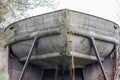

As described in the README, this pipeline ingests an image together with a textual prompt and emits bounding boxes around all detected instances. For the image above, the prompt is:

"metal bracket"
[18,36,38,80]
[91,37,108,80]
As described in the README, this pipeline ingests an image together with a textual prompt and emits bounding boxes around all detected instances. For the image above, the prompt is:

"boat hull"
[5,9,119,68]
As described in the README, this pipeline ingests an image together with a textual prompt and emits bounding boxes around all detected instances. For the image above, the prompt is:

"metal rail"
[18,36,38,80]
[91,37,108,80]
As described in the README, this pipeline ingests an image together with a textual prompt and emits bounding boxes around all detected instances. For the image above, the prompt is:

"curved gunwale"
[4,9,119,32]
[4,9,119,47]
[4,27,119,47]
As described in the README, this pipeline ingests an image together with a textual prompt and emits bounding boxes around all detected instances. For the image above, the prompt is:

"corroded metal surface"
[10,55,117,80]
[84,56,114,80]
[10,57,41,80]
[10,56,84,80]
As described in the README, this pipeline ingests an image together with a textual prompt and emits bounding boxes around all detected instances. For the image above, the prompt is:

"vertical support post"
[114,45,119,80]
[40,69,44,80]
[82,68,85,80]
[18,36,37,80]
[91,37,108,80]
[70,67,72,80]
[6,45,10,80]
[54,67,58,80]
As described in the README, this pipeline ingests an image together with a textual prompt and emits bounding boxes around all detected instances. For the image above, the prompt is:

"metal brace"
[91,37,108,80]
[18,36,38,80]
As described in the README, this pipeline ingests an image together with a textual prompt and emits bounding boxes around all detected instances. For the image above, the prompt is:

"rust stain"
[0,47,7,73]
[12,70,31,80]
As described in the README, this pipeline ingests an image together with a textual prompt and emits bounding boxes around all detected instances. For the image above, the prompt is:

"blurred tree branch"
[0,0,58,23]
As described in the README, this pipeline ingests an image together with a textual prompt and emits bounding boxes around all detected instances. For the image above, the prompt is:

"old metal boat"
[5,9,119,69]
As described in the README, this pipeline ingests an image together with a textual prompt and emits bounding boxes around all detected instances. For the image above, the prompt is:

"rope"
[68,28,75,80]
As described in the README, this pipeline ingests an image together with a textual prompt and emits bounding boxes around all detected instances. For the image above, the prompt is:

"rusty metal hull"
[5,9,119,68]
